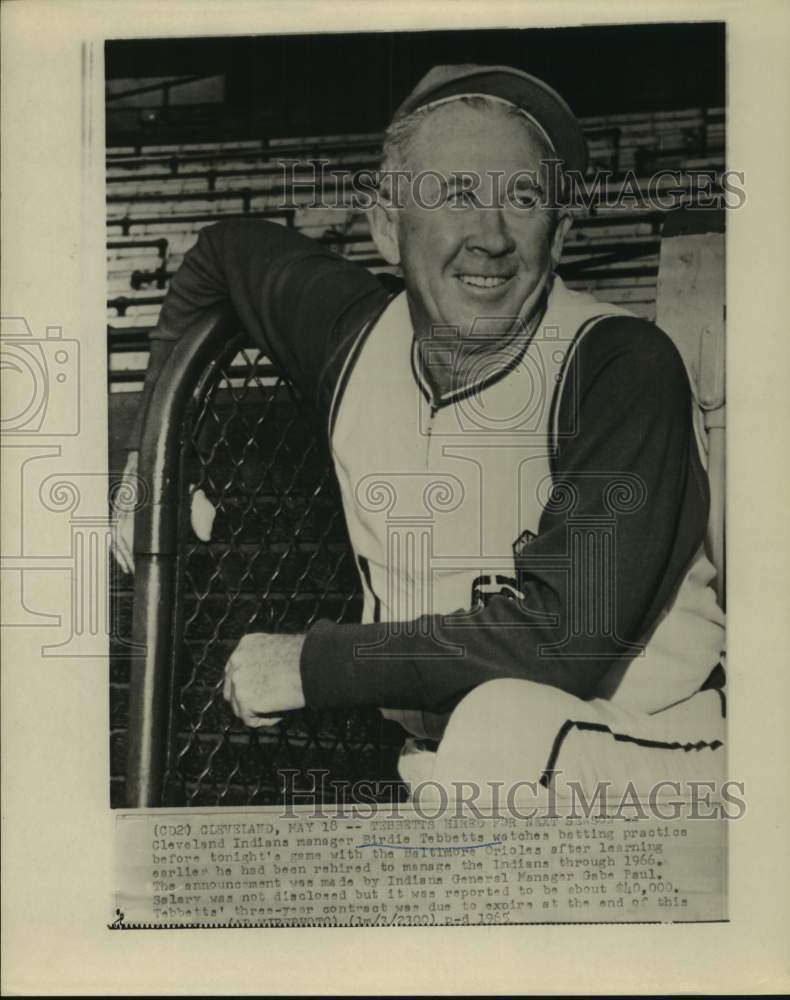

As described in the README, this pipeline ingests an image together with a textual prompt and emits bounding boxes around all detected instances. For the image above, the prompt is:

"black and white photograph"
[107,23,729,811]
[3,0,790,993]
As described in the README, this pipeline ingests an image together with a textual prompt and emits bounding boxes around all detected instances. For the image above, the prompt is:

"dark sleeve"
[299,316,710,710]
[127,219,386,450]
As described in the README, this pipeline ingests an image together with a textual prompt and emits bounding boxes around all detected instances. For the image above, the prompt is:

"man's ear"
[366,179,401,266]
[550,210,573,269]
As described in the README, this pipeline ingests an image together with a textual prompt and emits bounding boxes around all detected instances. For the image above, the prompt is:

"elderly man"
[115,65,726,797]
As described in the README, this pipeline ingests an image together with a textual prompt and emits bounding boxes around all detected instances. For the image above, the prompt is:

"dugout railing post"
[125,305,242,807]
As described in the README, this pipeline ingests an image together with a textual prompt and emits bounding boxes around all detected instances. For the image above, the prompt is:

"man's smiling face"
[377,101,571,342]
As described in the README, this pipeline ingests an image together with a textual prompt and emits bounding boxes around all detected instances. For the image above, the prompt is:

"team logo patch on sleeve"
[471,573,524,608]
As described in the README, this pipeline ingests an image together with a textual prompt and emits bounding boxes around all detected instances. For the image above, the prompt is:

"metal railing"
[125,306,405,807]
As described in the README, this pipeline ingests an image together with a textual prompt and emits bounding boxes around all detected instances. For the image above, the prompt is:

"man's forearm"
[125,218,387,453]
[299,600,615,713]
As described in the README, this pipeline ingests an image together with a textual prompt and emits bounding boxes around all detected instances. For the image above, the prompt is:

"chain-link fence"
[126,319,406,807]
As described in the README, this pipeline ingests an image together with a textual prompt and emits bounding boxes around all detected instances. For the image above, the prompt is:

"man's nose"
[465,207,515,256]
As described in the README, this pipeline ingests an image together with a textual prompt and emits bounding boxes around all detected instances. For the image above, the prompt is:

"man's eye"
[510,190,539,209]
[446,189,477,208]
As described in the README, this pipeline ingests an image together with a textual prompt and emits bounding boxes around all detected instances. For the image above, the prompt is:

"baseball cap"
[392,63,587,173]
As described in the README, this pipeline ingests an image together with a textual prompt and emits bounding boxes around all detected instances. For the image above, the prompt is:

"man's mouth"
[457,274,513,289]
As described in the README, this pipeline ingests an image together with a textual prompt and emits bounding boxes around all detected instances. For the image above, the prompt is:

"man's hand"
[223,633,306,728]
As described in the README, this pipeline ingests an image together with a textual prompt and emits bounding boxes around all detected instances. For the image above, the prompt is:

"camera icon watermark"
[0,316,80,436]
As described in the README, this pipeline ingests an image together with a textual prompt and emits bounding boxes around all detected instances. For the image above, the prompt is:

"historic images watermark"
[274,160,746,213]
[277,771,746,823]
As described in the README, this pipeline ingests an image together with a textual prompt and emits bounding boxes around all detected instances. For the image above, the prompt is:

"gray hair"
[380,94,556,175]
